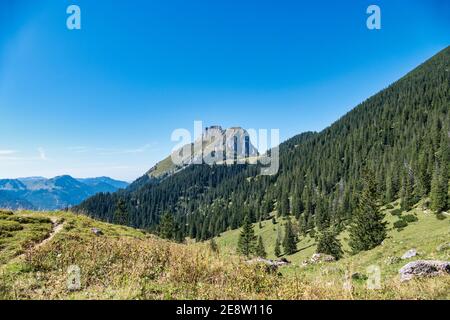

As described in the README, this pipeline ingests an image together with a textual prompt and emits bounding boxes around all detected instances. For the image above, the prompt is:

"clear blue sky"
[0,0,449,181]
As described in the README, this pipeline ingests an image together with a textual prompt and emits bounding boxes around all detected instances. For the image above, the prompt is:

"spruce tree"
[316,228,343,260]
[159,212,175,240]
[349,170,387,253]
[430,164,448,212]
[400,165,415,211]
[279,192,290,216]
[292,192,303,219]
[417,148,432,197]
[255,236,267,258]
[431,134,449,212]
[274,236,281,257]
[113,198,128,225]
[282,218,297,255]
[237,215,257,258]
[298,213,307,236]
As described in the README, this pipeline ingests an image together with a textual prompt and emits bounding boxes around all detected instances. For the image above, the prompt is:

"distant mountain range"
[0,176,129,210]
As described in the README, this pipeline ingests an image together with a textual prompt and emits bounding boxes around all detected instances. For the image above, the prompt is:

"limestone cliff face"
[193,126,259,164]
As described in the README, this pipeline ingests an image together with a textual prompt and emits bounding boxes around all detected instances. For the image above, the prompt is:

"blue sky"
[0,0,449,181]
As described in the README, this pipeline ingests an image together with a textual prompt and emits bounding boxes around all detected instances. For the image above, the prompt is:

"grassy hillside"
[214,202,450,298]
[216,201,449,263]
[0,208,448,300]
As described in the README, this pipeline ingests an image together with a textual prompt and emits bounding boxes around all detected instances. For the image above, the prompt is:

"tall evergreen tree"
[431,133,449,212]
[298,213,307,236]
[237,215,257,258]
[274,236,281,257]
[400,165,415,211]
[159,212,175,240]
[279,192,290,216]
[316,228,343,260]
[292,192,303,219]
[113,198,128,225]
[314,196,329,231]
[255,236,267,258]
[349,170,387,253]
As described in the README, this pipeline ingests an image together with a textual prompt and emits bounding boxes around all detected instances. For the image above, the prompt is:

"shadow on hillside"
[294,243,315,254]
[435,213,448,220]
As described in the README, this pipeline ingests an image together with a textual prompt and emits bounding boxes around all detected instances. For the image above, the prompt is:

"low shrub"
[0,210,14,216]
[7,216,51,224]
[0,230,13,238]
[0,220,23,232]
[393,220,408,230]
[401,214,418,223]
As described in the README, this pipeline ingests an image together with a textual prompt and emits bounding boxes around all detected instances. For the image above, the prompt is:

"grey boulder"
[401,249,418,260]
[310,253,336,264]
[91,228,103,236]
[399,260,450,282]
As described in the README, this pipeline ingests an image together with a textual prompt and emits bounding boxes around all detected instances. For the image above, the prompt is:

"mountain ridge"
[0,175,129,210]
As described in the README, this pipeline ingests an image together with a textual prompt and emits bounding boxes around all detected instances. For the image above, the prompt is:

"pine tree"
[274,236,281,257]
[282,218,297,255]
[298,213,307,236]
[316,228,343,260]
[279,192,290,216]
[292,192,303,219]
[159,212,175,240]
[431,133,449,212]
[113,198,128,225]
[417,148,432,197]
[237,215,257,258]
[430,165,448,213]
[255,236,267,258]
[309,228,316,239]
[349,170,387,253]
[314,196,329,231]
[400,165,415,211]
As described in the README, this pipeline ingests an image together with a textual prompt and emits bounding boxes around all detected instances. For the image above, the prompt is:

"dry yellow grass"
[0,210,449,300]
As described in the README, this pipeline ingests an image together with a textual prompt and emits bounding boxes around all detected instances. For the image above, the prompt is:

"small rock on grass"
[401,249,418,260]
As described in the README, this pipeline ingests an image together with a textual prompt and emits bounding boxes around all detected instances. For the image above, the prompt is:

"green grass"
[0,210,53,265]
[214,201,450,284]
[147,155,176,178]
[0,204,448,300]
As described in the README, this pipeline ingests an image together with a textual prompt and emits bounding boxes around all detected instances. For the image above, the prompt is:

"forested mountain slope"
[76,46,450,240]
